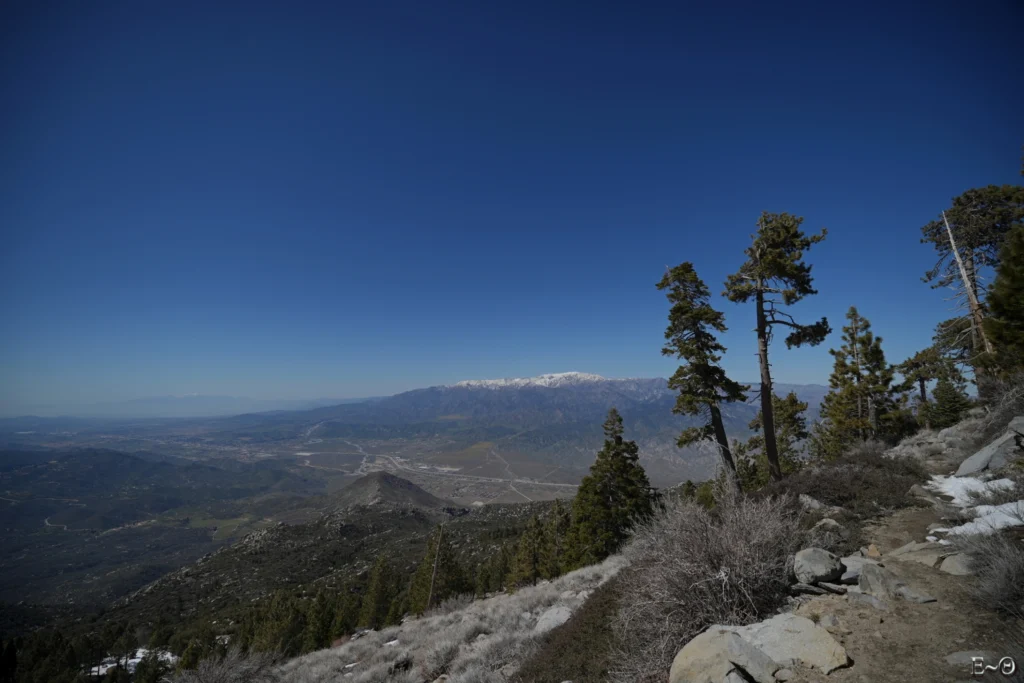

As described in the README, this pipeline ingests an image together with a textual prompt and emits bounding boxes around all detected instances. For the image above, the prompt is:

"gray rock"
[812,518,842,532]
[534,605,572,633]
[774,668,795,681]
[669,627,779,683]
[839,555,879,584]
[720,613,850,674]
[939,553,973,576]
[956,416,1024,475]
[799,494,824,510]
[794,548,844,584]
[860,563,936,604]
[846,588,890,611]
[819,582,848,595]
[889,543,953,569]
[818,614,840,629]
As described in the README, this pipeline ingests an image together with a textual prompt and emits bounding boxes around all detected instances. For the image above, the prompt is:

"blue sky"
[1,0,1021,411]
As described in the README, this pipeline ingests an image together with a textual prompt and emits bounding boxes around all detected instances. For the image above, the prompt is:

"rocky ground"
[670,412,1024,683]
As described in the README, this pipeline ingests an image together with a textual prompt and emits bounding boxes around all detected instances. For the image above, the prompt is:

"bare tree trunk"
[755,289,782,481]
[852,313,863,440]
[944,212,992,355]
[921,376,929,430]
[709,404,741,490]
[426,524,444,612]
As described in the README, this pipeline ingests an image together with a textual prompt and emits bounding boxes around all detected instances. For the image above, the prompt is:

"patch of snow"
[89,648,178,675]
[942,501,1024,536]
[385,639,399,646]
[926,474,1015,506]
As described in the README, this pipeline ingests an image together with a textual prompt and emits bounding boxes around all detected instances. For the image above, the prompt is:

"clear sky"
[1,0,1021,411]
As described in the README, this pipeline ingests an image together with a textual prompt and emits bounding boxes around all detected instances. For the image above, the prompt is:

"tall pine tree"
[927,377,972,430]
[896,346,949,428]
[724,212,830,480]
[539,499,572,580]
[813,307,903,458]
[302,590,334,653]
[565,409,655,569]
[985,225,1024,375]
[408,525,467,614]
[509,515,545,587]
[736,392,808,490]
[657,262,748,485]
[358,556,397,630]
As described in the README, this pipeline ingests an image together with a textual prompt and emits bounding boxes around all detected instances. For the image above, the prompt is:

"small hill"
[329,471,452,511]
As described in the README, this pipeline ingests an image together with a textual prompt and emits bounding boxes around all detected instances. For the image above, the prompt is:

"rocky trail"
[671,412,1024,683]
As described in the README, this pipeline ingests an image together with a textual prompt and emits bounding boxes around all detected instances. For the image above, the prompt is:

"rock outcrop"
[955,416,1024,475]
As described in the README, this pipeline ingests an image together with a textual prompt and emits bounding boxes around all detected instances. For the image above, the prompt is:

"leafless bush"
[972,373,1024,449]
[168,648,279,683]
[424,592,475,618]
[952,531,1024,620]
[610,488,800,683]
[420,637,461,679]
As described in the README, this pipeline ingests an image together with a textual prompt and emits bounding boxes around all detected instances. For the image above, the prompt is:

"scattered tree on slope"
[565,409,656,569]
[724,211,830,481]
[657,261,748,487]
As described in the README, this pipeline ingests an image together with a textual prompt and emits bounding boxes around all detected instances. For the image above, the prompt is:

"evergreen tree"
[330,584,363,639]
[358,556,397,630]
[736,392,808,490]
[928,377,972,429]
[509,515,545,587]
[251,592,305,656]
[565,409,656,568]
[658,262,749,484]
[812,308,904,458]
[896,346,949,428]
[302,590,334,653]
[724,212,830,480]
[921,185,1024,376]
[539,499,572,580]
[408,525,467,614]
[133,651,169,683]
[985,225,1024,375]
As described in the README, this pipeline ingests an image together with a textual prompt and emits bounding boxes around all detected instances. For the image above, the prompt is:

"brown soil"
[783,505,1023,683]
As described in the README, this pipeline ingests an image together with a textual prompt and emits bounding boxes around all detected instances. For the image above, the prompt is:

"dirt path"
[785,505,1021,683]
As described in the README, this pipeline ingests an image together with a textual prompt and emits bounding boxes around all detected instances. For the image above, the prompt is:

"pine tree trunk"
[918,377,931,429]
[852,314,863,440]
[709,403,740,490]
[755,289,782,481]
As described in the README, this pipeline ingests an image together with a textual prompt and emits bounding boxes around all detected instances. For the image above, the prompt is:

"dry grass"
[609,487,800,683]
[168,648,280,683]
[271,556,625,683]
[952,531,1024,622]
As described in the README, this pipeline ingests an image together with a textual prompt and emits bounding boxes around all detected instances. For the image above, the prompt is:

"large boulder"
[838,555,879,584]
[956,416,1024,475]
[721,614,850,674]
[794,548,844,585]
[859,563,936,604]
[534,605,572,633]
[669,628,778,683]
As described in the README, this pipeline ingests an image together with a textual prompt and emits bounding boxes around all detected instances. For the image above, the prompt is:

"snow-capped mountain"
[453,371,610,389]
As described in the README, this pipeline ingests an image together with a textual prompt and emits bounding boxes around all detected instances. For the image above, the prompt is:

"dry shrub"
[424,592,475,618]
[761,446,927,519]
[170,648,279,683]
[420,638,461,679]
[954,531,1024,621]
[972,372,1024,449]
[610,488,799,683]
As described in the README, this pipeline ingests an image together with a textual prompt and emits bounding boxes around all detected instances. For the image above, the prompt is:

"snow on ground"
[926,474,1015,506]
[89,648,178,675]
[926,474,1024,539]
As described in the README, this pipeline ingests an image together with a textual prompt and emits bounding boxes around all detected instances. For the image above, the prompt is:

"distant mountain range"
[1,394,381,419]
